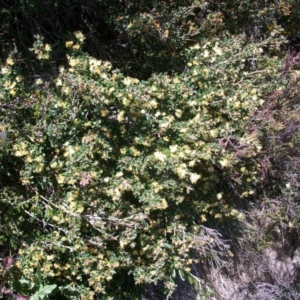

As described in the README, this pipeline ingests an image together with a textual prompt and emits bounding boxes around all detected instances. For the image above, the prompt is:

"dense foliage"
[1,0,300,299]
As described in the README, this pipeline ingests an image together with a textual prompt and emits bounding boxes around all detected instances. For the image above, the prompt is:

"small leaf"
[178,269,185,281]
[172,269,176,278]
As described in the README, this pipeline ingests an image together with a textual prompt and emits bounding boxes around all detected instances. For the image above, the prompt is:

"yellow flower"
[178,151,185,158]
[213,45,222,55]
[68,178,76,184]
[6,58,14,65]
[190,173,201,184]
[190,43,200,50]
[216,193,223,200]
[122,97,130,106]
[120,148,127,154]
[175,109,183,118]
[35,156,43,162]
[123,77,132,86]
[14,150,24,157]
[54,263,60,269]
[1,67,11,75]
[64,146,75,156]
[25,156,33,163]
[233,101,240,109]
[35,163,44,173]
[157,198,168,210]
[76,206,84,213]
[130,146,141,156]
[103,61,112,70]
[149,99,158,108]
[90,171,97,179]
[169,145,178,153]
[74,31,85,42]
[210,129,218,138]
[175,164,187,178]
[203,50,209,58]
[21,178,30,185]
[117,111,125,122]
[100,109,109,116]
[151,181,162,193]
[16,75,23,82]
[69,58,80,67]
[154,151,166,162]
[167,115,175,123]
[44,44,51,51]
[57,174,66,184]
[159,122,170,129]
[237,213,245,220]
[52,216,60,222]
[89,58,101,66]
[116,172,123,178]
[112,73,119,81]
[219,158,229,167]
[161,199,168,209]
[35,78,43,85]
[56,78,63,86]
[188,160,196,167]
[65,41,74,48]
[8,81,16,90]
[230,209,238,216]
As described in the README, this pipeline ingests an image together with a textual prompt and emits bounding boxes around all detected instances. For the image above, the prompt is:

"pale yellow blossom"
[6,58,14,65]
[156,198,168,210]
[216,193,223,200]
[57,174,66,184]
[65,41,73,48]
[154,151,166,162]
[175,164,187,178]
[190,173,201,184]
[117,111,125,122]
[169,145,178,153]
[44,44,51,51]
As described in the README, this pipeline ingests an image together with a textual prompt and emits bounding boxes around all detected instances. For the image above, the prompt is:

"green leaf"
[172,269,176,278]
[31,285,57,300]
[178,269,185,281]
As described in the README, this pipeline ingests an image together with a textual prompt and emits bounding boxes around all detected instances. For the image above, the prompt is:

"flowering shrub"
[0,30,287,299]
